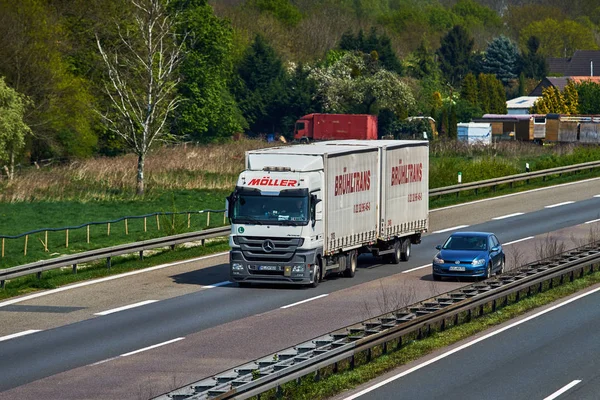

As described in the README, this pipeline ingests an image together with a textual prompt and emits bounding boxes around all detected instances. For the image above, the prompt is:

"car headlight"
[292,265,305,273]
[471,259,486,267]
[231,263,244,271]
[433,255,444,264]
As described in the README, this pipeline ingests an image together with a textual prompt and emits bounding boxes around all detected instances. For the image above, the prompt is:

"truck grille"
[237,236,303,262]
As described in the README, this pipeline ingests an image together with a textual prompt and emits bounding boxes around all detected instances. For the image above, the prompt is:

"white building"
[506,96,539,115]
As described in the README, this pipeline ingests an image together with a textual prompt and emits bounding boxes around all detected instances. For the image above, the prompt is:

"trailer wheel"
[391,240,402,264]
[401,239,411,261]
[344,251,357,278]
[309,259,321,288]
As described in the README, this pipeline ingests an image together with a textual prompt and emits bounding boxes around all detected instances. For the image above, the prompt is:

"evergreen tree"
[232,34,287,135]
[460,72,478,106]
[576,81,600,114]
[520,36,548,80]
[437,25,474,86]
[482,35,519,85]
[530,83,578,114]
[448,105,458,139]
[476,73,506,113]
[408,40,439,80]
[338,27,403,74]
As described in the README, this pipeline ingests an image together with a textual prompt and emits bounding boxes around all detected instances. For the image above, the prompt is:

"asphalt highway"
[340,286,600,400]
[0,178,599,399]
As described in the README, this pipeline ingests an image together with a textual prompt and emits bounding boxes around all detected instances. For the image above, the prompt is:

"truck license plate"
[259,265,278,271]
[449,266,465,271]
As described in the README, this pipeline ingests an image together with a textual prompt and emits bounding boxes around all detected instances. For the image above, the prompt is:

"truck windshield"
[233,194,309,226]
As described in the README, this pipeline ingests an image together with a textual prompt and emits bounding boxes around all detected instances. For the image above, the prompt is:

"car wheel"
[433,273,442,281]
[484,263,492,280]
[309,260,321,288]
[401,239,411,261]
[497,257,505,275]
[344,251,357,278]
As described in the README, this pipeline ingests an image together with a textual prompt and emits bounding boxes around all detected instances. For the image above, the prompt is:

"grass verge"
[0,239,230,301]
[253,270,600,400]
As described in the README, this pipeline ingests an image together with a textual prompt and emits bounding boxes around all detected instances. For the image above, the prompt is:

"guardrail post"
[441,318,446,331]
[66,229,69,248]
[125,219,128,235]
[107,257,111,269]
[207,212,211,227]
[73,264,77,274]
[479,305,484,317]
[223,213,227,225]
[187,213,191,228]
[107,223,111,236]
[396,336,402,350]
[44,231,48,252]
[87,225,90,244]
[0,280,4,289]
[156,215,160,231]
[139,250,144,260]
[492,299,496,312]
[144,217,147,232]
[276,385,283,399]
[350,355,355,369]
[36,271,42,280]
[171,214,175,230]
[1,238,4,258]
[570,270,574,282]
[24,235,28,256]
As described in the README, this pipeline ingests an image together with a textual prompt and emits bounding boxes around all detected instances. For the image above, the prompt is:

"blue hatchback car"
[432,231,505,281]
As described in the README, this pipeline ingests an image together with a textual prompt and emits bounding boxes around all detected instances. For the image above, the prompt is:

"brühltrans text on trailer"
[226,140,429,287]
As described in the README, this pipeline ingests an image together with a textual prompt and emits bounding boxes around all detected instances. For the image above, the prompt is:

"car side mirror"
[435,245,442,250]
[491,246,500,252]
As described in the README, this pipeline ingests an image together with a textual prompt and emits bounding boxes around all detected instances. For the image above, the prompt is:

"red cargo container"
[293,114,378,141]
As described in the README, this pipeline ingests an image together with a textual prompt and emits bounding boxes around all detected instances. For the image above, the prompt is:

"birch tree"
[0,76,31,180]
[96,0,182,195]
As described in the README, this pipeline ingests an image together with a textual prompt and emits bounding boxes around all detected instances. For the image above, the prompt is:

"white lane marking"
[0,329,41,342]
[0,251,229,308]
[203,281,232,288]
[594,195,600,198]
[545,201,575,208]
[504,236,534,246]
[431,177,600,212]
[120,337,185,357]
[280,294,328,309]
[402,264,431,274]
[94,300,158,316]
[585,219,600,224]
[432,225,469,234]
[342,285,600,400]
[90,337,185,366]
[492,212,524,220]
[543,380,582,400]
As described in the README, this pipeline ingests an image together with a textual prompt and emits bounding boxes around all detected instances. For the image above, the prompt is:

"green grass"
[0,189,230,269]
[253,270,600,400]
[0,239,231,300]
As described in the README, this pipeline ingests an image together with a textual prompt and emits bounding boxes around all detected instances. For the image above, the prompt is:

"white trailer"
[227,140,429,287]
[457,122,492,145]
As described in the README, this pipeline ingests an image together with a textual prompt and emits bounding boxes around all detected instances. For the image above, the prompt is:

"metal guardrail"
[155,240,600,400]
[429,160,600,197]
[0,226,230,288]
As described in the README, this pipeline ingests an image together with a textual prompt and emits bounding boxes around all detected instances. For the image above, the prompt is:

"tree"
[448,105,458,139]
[576,81,600,114]
[232,34,287,135]
[437,25,474,87]
[482,35,519,85]
[171,0,245,143]
[530,82,579,114]
[338,27,403,75]
[520,36,548,80]
[477,73,506,114]
[0,77,32,179]
[96,0,182,195]
[519,18,598,58]
[407,40,439,80]
[308,52,415,117]
[460,72,478,106]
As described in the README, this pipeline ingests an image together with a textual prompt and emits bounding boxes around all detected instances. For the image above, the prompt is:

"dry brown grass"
[0,138,281,202]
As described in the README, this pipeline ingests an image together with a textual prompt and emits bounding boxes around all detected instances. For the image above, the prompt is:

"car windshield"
[442,235,488,251]
[233,194,308,225]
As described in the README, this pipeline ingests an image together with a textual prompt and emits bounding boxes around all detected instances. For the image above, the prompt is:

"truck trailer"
[293,114,378,141]
[226,140,429,287]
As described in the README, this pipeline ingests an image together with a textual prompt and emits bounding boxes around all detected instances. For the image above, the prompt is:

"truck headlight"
[231,263,244,271]
[471,259,486,266]
[292,265,305,273]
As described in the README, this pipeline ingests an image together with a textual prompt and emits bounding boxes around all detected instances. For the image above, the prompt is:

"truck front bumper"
[229,249,319,285]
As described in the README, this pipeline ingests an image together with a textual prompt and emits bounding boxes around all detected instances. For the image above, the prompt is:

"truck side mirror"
[315,201,323,221]
[226,194,235,219]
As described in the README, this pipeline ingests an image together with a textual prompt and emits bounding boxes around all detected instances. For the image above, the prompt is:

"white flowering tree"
[308,52,415,116]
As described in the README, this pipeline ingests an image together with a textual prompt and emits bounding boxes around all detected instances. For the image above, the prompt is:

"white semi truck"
[226,140,429,287]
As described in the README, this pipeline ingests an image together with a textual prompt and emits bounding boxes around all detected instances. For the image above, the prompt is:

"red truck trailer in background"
[293,114,378,141]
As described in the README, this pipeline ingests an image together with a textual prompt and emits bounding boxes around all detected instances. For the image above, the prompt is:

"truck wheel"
[344,251,357,278]
[401,239,411,261]
[309,260,321,288]
[391,240,401,264]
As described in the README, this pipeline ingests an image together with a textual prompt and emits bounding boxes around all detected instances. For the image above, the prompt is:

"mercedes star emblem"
[262,239,275,253]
